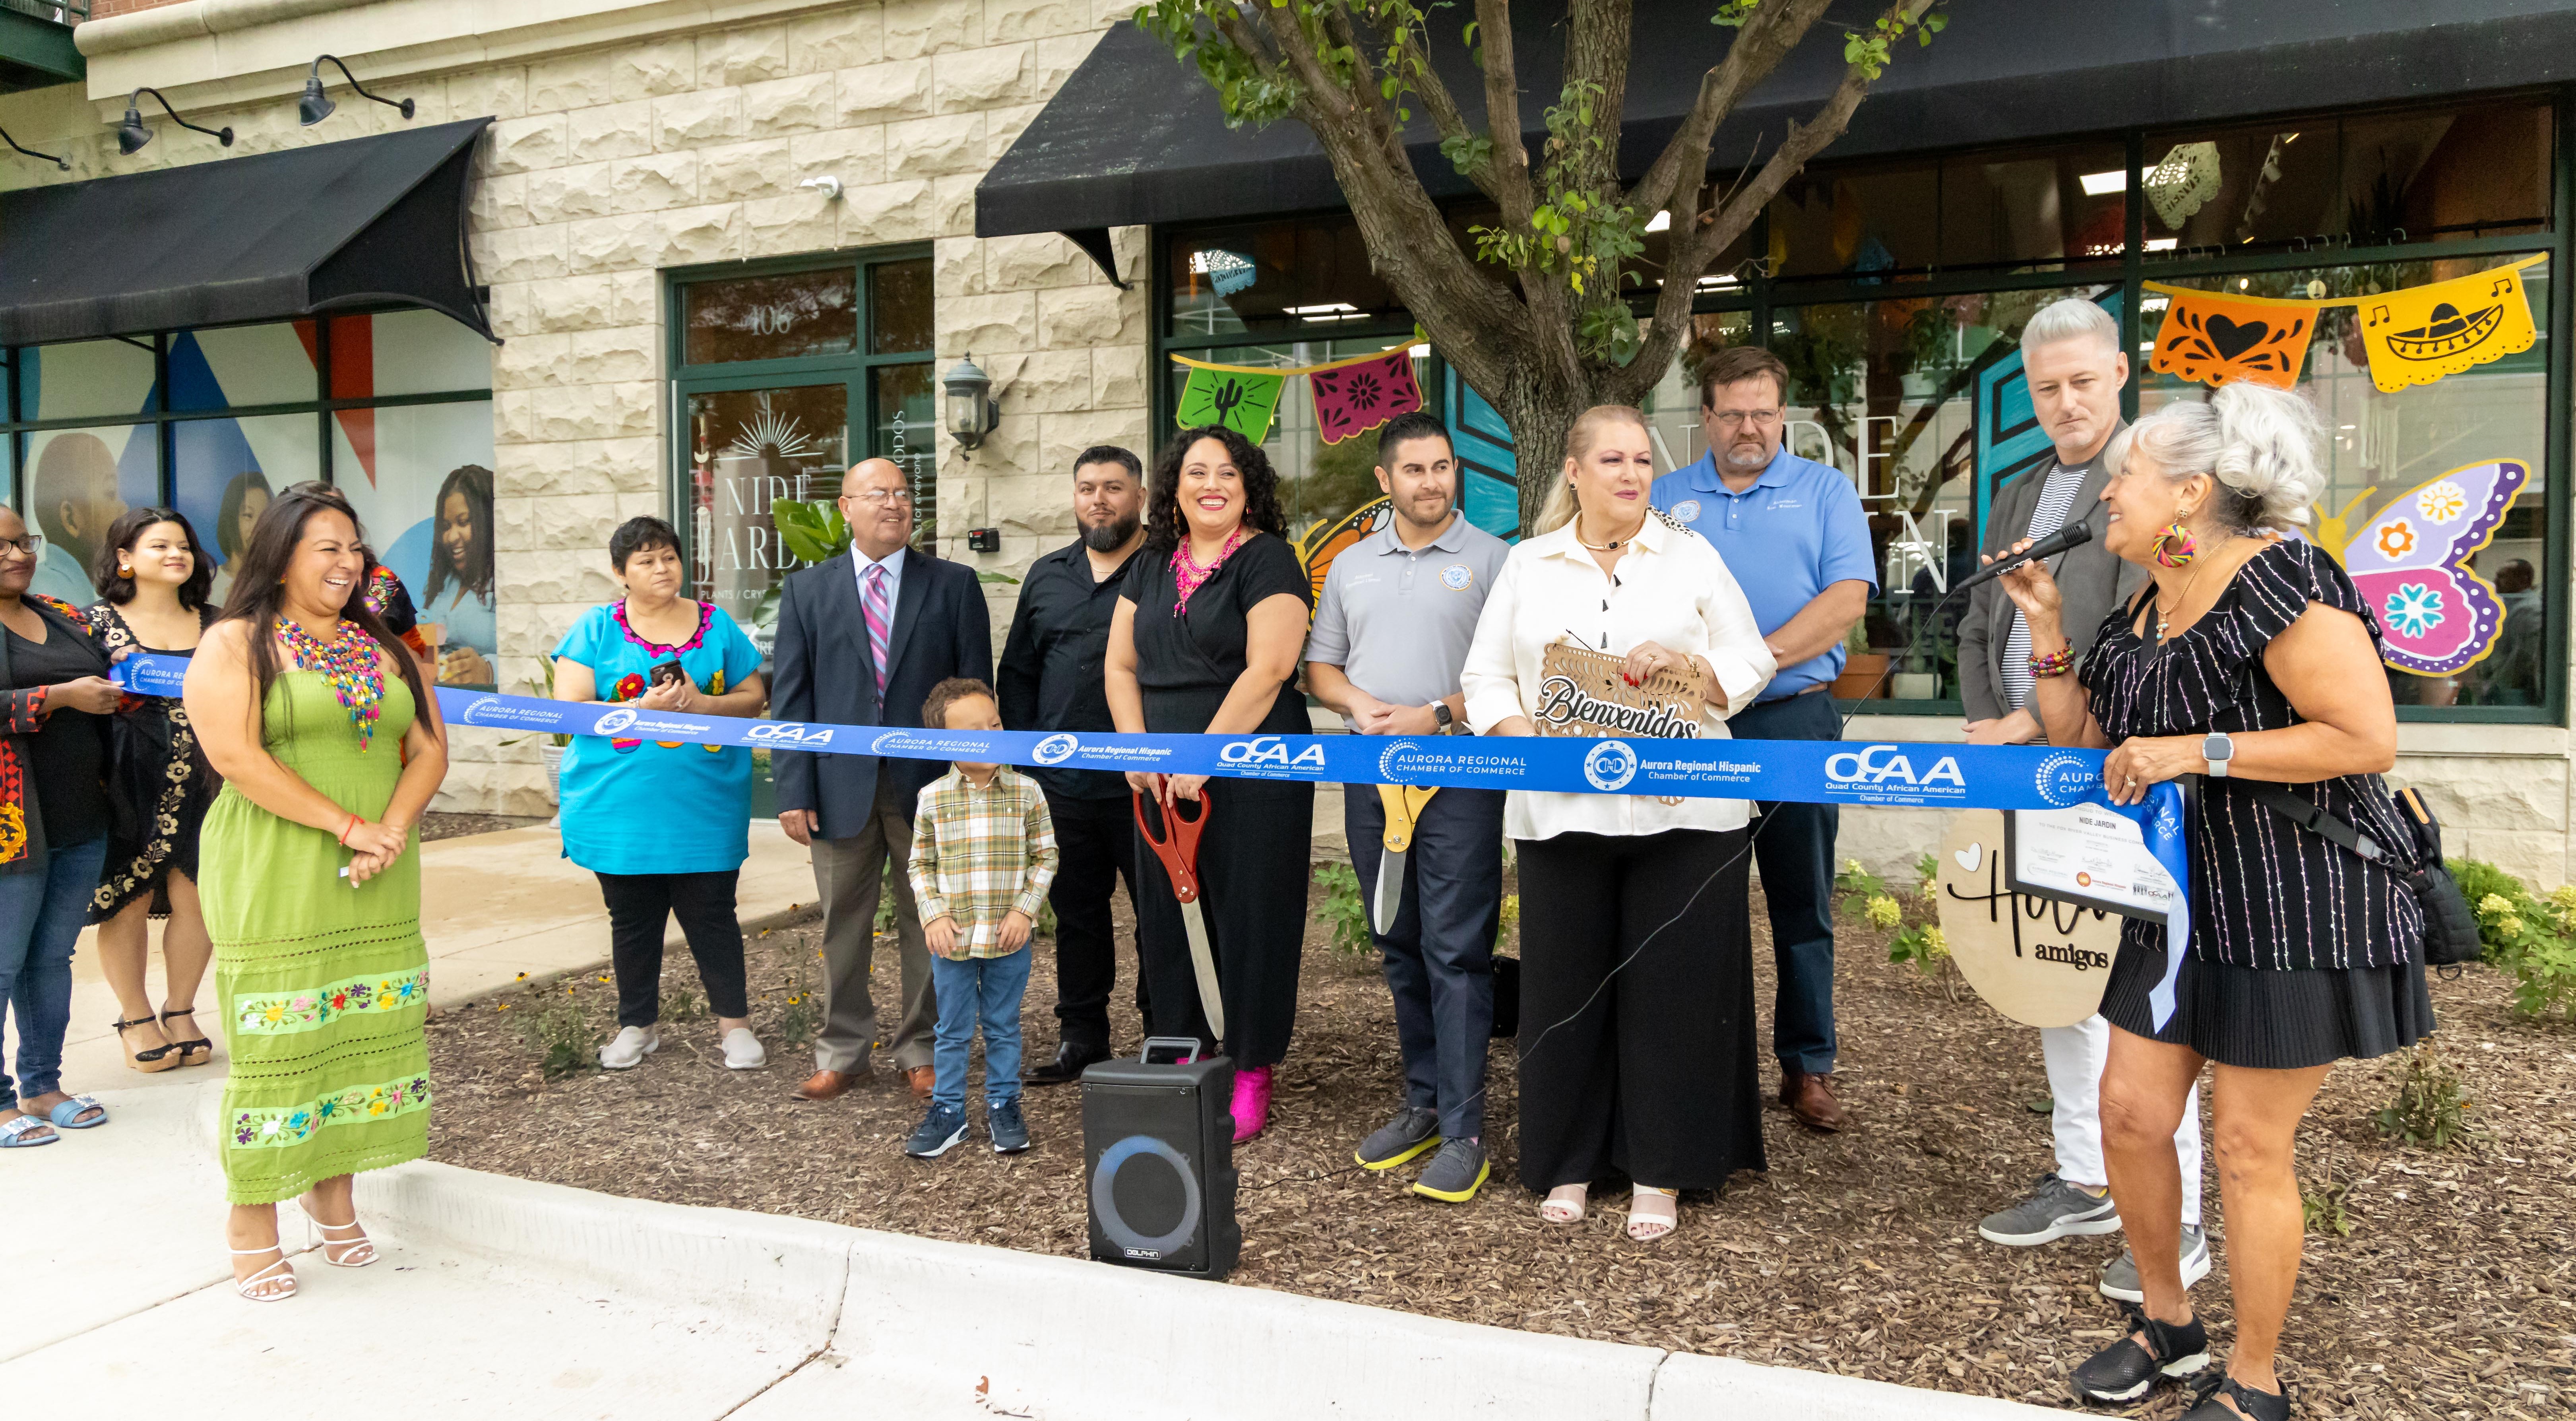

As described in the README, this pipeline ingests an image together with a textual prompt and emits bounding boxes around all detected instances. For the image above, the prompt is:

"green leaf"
[771,498,851,564]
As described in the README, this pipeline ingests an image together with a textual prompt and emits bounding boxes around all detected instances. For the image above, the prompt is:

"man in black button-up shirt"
[997,445,1151,1082]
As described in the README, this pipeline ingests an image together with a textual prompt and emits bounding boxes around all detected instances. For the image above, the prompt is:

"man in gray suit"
[1958,299,2205,1305]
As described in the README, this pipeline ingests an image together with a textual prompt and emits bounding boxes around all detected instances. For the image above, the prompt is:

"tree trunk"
[1500,378,1585,536]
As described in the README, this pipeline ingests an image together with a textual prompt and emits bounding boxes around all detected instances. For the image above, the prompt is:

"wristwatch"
[2202,732,2234,778]
[1433,702,1459,736]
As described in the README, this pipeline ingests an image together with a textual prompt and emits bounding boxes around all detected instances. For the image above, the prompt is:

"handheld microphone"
[1951,520,2094,593]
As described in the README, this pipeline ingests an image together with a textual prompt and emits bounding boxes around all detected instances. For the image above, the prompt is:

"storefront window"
[338,400,499,687]
[16,339,155,422]
[1769,142,2128,280]
[2142,100,2552,258]
[2138,254,2552,709]
[174,411,319,604]
[19,424,153,603]
[682,268,859,365]
[684,384,849,643]
[1160,338,1434,542]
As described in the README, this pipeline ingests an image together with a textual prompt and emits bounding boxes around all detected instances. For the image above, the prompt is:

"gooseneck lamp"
[0,127,68,171]
[300,55,416,127]
[117,88,233,156]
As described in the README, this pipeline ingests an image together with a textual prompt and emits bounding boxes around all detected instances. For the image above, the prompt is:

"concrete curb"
[357,1157,2068,1421]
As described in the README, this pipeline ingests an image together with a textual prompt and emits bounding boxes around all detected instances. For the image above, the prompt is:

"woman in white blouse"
[1461,405,1775,1242]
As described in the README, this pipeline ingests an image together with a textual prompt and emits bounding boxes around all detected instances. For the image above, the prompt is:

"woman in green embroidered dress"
[184,485,447,1303]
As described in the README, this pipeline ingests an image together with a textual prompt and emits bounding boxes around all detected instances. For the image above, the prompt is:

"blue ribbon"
[122,655,2197,1022]
[111,652,191,697]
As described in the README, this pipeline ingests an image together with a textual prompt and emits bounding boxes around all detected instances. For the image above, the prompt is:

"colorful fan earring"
[2149,517,2198,568]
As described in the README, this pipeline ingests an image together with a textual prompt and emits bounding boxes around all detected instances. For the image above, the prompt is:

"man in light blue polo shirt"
[1649,345,1875,1133]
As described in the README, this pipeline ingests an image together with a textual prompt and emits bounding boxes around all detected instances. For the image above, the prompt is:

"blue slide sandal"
[45,1095,106,1130]
[0,1115,57,1147]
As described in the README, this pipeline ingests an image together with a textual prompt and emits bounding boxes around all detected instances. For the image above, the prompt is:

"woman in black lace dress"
[1994,382,2426,1421]
[87,508,221,1072]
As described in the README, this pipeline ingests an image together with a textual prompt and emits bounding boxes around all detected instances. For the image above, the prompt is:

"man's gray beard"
[1082,514,1140,552]
[1721,442,1770,471]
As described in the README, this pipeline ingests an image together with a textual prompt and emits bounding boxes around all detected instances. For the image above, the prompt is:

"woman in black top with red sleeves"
[1105,425,1314,1144]
[1995,382,2425,1421]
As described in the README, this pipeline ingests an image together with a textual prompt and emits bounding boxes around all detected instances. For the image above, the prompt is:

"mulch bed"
[424,873,2575,1417]
[420,811,549,842]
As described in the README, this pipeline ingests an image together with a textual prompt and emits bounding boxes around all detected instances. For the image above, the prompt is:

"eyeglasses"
[839,489,914,507]
[0,532,41,560]
[1708,409,1784,428]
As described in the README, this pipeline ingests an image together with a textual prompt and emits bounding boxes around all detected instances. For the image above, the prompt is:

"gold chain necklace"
[1574,515,1642,552]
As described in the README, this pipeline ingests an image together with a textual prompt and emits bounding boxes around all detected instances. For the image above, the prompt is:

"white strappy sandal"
[303,1212,378,1268]
[1627,1185,1679,1243]
[1540,1183,1589,1224]
[229,1245,298,1302]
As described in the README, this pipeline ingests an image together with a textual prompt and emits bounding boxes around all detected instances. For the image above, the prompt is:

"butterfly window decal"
[2312,458,2530,677]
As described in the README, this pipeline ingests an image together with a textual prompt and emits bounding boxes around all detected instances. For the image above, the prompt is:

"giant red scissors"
[1134,784,1225,1041]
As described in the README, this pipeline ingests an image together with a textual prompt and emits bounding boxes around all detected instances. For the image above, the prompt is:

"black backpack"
[2252,782,2481,973]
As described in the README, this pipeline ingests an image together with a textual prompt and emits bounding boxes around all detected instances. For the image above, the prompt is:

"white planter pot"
[1890,671,1942,701]
[542,742,566,824]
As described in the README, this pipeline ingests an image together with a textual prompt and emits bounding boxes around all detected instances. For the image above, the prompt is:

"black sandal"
[2070,1303,2210,1404]
[113,1016,180,1073]
[2183,1373,2293,1421]
[160,1008,214,1067]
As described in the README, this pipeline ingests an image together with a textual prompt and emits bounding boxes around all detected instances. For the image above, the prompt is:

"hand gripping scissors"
[1370,785,1438,934]
[1134,784,1225,1041]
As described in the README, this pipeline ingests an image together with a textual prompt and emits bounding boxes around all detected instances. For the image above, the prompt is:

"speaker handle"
[1140,1036,1204,1066]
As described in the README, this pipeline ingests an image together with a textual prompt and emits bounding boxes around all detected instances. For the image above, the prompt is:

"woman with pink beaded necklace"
[183,485,448,1303]
[1105,425,1314,1142]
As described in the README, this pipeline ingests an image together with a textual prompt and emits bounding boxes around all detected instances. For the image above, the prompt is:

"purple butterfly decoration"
[2333,458,2529,677]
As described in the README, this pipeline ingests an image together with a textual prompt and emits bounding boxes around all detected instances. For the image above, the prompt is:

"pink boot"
[1230,1065,1272,1144]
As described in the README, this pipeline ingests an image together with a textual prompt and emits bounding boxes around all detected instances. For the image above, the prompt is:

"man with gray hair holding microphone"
[1960,296,2207,1302]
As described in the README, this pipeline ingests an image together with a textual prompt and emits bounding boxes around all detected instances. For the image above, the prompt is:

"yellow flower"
[1920,879,1940,903]
[1843,858,1864,876]
[2478,893,2516,923]
[2550,884,2576,914]
[1864,895,1903,930]
[1921,927,1949,959]
[263,1003,285,1024]
[2497,916,2526,938]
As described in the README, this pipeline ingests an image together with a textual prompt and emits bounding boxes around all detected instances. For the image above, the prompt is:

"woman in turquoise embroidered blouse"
[551,516,770,1072]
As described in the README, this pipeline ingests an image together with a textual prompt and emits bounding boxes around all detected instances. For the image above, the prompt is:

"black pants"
[1345,785,1504,1140]
[1045,792,1149,1053]
[1134,781,1313,1069]
[596,869,749,1028]
[1514,828,1764,1193]
[1727,691,1842,1075]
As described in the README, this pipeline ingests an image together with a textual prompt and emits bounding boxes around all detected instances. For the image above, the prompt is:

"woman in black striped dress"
[1993,380,2427,1421]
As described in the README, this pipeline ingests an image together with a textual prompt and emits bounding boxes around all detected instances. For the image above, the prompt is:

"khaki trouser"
[810,777,935,1074]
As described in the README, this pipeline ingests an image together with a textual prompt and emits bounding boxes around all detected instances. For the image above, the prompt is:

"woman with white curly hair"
[1990,380,2430,1421]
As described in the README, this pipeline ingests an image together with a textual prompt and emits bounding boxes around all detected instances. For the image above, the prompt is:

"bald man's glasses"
[839,489,913,507]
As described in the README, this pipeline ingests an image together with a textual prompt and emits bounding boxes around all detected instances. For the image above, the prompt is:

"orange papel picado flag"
[2355,256,2542,393]
[2147,287,2317,390]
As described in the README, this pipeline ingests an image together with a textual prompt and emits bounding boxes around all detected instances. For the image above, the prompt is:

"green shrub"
[773,969,818,1051]
[2372,1044,2482,1150]
[2445,858,2576,1020]
[661,986,706,1023]
[1834,857,1888,917]
[521,990,595,1080]
[1314,862,1373,957]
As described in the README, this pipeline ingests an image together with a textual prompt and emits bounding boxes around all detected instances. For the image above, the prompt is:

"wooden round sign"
[1937,810,2125,1029]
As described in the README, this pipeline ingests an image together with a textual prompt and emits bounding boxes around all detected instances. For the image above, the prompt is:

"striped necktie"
[862,562,892,700]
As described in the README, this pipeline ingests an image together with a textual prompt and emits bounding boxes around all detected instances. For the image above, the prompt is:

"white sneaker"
[721,1027,767,1070]
[600,1024,660,1070]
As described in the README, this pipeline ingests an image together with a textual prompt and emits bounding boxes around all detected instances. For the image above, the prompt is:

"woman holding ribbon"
[1104,425,1313,1143]
[1460,405,1775,1243]
[0,503,122,1148]
[550,515,769,1072]
[1994,381,2423,1421]
[185,484,447,1303]
[86,507,223,1073]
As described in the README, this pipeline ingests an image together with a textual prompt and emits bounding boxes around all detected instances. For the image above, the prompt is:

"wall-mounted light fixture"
[1,127,68,172]
[300,55,415,127]
[117,88,233,156]
[942,355,1000,453]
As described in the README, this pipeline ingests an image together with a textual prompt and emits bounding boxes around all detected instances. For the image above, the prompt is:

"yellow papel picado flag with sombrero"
[2355,257,2542,392]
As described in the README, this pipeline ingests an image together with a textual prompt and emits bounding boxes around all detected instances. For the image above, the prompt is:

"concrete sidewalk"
[53,820,815,1091]
[1,1080,2062,1421]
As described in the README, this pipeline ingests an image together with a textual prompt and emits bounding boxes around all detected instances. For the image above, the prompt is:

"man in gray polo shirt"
[1306,409,1511,1205]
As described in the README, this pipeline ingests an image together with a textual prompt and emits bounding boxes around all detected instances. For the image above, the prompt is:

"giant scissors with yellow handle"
[1370,784,1439,934]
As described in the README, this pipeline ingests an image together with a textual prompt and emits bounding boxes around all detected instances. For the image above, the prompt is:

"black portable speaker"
[1080,1038,1240,1281]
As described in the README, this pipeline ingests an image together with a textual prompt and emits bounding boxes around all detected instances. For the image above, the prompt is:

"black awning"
[979,0,2576,240]
[0,116,494,347]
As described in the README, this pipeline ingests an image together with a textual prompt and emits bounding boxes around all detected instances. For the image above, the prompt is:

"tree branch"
[1474,0,1531,220]
[1626,0,1834,228]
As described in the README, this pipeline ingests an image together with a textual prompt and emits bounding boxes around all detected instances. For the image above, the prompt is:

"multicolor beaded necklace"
[276,616,385,750]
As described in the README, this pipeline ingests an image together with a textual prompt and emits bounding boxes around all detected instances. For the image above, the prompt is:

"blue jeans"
[0,835,110,1111]
[930,948,1031,1111]
[1728,693,1840,1075]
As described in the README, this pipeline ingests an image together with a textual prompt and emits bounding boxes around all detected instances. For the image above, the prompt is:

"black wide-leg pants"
[1514,826,1765,1193]
[1132,781,1314,1069]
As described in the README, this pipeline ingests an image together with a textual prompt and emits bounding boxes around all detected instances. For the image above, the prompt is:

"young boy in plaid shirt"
[904,677,1058,1157]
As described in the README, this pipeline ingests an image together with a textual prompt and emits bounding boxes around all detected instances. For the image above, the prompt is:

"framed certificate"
[2005,804,2182,924]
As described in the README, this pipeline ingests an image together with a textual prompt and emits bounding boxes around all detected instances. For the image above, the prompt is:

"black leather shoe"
[2070,1307,2210,1404]
[1026,1041,1109,1086]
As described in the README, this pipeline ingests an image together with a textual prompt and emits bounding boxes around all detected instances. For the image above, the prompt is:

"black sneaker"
[1354,1107,1440,1170]
[903,1103,968,1159]
[1411,1138,1489,1203]
[989,1100,1031,1154]
[2070,1307,2210,1404]
[2181,1373,2292,1421]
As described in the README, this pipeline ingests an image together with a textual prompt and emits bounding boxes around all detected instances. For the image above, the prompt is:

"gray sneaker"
[2099,1225,2212,1303]
[1355,1107,1440,1171]
[1977,1172,2122,1245]
[1411,1138,1489,1203]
